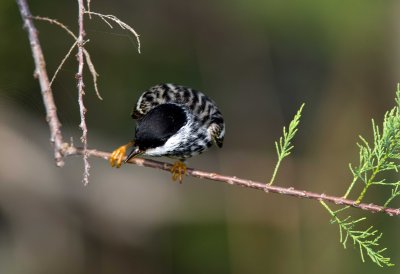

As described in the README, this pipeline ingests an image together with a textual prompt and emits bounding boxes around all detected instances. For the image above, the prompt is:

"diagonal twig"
[16,0,65,166]
[31,15,103,100]
[50,40,78,86]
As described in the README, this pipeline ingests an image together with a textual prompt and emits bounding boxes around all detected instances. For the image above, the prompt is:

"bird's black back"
[134,103,186,150]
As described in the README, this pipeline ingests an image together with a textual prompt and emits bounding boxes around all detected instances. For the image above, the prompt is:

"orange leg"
[109,141,134,168]
[170,161,187,183]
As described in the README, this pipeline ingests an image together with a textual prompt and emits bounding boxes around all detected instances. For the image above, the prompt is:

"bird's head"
[125,103,187,162]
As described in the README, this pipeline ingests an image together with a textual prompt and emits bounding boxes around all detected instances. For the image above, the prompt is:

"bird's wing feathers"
[132,84,193,119]
[132,84,213,118]
[208,122,224,148]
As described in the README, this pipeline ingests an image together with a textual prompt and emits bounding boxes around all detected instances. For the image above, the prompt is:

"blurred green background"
[1,0,400,273]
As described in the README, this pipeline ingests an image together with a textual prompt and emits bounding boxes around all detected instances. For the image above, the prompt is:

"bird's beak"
[125,147,144,163]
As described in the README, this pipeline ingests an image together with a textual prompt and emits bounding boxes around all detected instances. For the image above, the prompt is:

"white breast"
[144,117,195,156]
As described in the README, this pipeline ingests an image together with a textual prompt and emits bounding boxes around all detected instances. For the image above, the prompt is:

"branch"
[76,0,90,185]
[84,11,141,53]
[31,15,103,100]
[16,0,65,166]
[61,145,400,216]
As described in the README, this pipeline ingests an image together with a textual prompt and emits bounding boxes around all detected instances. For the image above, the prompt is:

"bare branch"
[16,0,65,166]
[61,145,400,216]
[83,48,102,100]
[77,0,90,185]
[50,40,78,86]
[87,0,92,18]
[31,15,77,39]
[32,16,102,100]
[85,10,141,53]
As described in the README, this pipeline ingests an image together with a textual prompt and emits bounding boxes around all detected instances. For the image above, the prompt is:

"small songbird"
[109,83,225,182]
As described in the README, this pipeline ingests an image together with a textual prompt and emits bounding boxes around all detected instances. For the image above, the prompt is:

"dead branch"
[31,16,103,99]
[17,0,65,166]
[77,0,90,185]
[84,11,141,53]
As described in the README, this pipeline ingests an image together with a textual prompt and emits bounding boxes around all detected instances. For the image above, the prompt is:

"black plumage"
[134,103,186,150]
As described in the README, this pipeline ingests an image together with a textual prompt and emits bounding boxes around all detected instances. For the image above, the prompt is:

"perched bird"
[109,83,225,182]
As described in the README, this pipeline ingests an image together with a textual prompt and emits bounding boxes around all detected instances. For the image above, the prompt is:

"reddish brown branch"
[17,0,65,166]
[62,146,400,216]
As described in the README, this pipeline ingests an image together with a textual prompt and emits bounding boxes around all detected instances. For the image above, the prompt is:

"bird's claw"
[109,143,130,168]
[171,161,187,183]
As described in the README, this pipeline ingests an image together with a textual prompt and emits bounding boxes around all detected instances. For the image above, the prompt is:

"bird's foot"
[109,141,134,168]
[171,161,187,183]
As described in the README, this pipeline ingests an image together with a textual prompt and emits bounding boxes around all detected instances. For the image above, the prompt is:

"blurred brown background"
[1,0,399,273]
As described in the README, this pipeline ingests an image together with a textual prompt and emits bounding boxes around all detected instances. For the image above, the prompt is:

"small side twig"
[31,15,102,100]
[83,48,102,100]
[50,40,78,86]
[85,10,141,53]
[30,15,76,38]
[87,0,92,17]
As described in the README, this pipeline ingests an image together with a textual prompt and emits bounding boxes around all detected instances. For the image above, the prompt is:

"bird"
[109,83,225,182]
